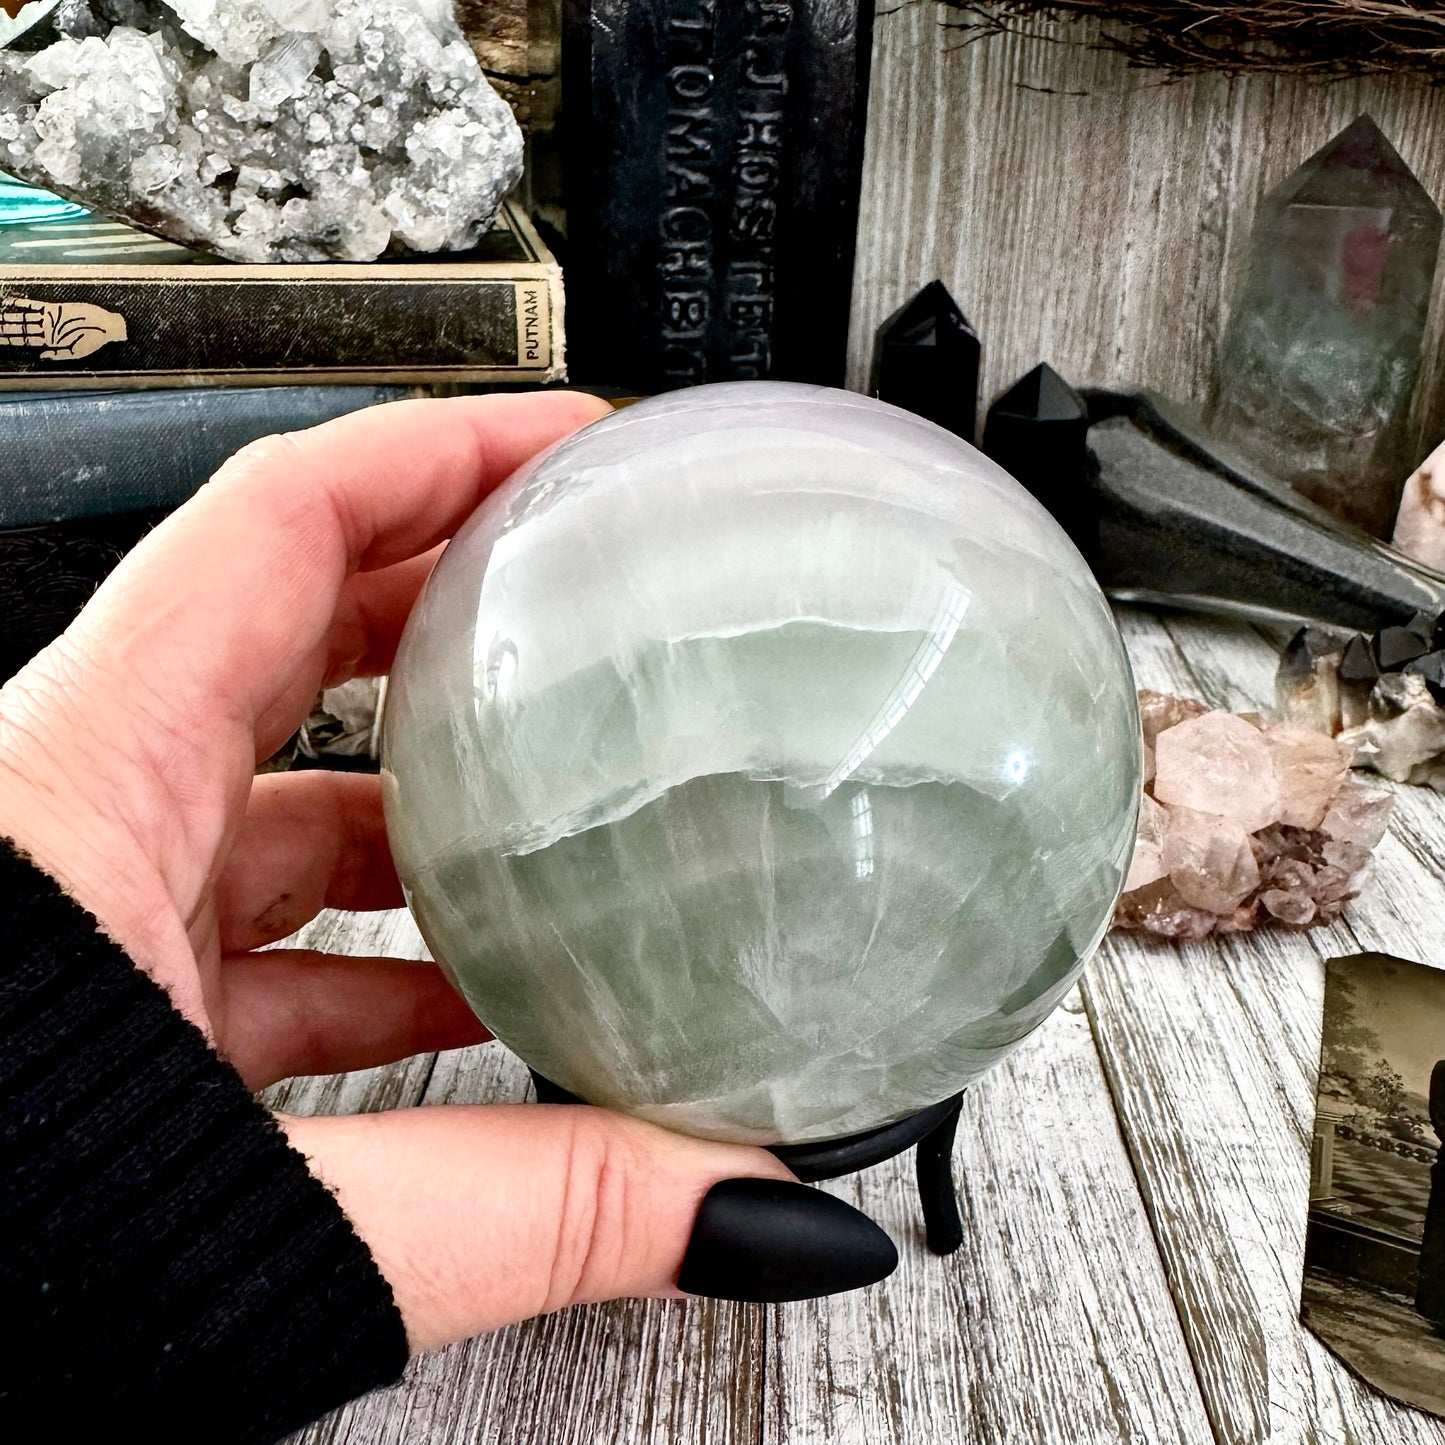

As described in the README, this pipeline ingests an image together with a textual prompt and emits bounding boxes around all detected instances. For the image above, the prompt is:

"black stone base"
[528,1070,965,1256]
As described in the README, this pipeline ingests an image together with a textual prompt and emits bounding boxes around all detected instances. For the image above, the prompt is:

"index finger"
[214,391,613,575]
[67,391,611,729]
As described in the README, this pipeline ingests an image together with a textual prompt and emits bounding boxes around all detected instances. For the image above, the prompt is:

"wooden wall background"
[465,1,1445,468]
[845,3,1445,469]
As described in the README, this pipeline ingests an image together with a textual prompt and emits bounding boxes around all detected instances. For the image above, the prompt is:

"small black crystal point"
[1373,625,1431,671]
[872,281,981,441]
[1408,610,1438,642]
[982,364,1092,550]
[1405,651,1445,707]
[1338,634,1380,687]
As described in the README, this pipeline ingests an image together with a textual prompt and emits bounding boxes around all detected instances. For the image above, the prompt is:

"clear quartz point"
[1213,117,1439,537]
[1208,116,1443,537]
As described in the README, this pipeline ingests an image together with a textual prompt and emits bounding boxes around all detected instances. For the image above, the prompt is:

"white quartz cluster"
[0,0,523,261]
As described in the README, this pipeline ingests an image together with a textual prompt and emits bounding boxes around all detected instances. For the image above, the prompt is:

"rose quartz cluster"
[1114,691,1392,940]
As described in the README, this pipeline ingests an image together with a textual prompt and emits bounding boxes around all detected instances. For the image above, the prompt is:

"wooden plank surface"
[1099,610,1445,1445]
[761,989,1211,1445]
[272,924,1205,1443]
[848,5,1445,468]
[273,608,1445,1443]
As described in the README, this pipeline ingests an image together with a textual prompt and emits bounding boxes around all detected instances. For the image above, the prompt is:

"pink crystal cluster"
[1113,692,1393,940]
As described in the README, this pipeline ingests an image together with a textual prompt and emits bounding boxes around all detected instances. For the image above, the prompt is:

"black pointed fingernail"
[677,1178,899,1303]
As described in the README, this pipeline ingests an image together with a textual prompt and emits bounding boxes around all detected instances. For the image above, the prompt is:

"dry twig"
[939,1,1445,78]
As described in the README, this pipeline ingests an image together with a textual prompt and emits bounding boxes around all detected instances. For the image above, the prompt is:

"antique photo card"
[1304,951,1445,1416]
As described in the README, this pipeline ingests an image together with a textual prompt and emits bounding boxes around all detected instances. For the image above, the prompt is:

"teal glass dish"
[0,171,85,227]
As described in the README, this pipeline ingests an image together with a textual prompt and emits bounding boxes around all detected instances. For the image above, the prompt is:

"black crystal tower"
[872,281,980,441]
[561,0,875,391]
[982,364,1091,548]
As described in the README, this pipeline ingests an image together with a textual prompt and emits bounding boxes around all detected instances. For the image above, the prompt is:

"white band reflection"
[821,586,970,797]
[850,790,876,879]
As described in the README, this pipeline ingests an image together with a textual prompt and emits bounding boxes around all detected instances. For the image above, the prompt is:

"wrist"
[0,736,191,1010]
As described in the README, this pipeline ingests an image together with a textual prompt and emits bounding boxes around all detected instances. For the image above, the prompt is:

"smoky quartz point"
[382,384,1141,1146]
[1208,116,1442,537]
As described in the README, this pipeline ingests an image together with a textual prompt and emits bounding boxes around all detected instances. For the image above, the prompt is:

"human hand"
[0,393,895,1353]
[0,295,127,360]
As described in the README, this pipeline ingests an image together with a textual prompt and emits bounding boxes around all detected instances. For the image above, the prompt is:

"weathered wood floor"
[275,609,1445,1444]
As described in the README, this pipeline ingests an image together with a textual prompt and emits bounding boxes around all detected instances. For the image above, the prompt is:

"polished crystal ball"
[382,383,1141,1145]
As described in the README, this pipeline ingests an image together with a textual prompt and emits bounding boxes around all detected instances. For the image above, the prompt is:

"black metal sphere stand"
[529,1070,966,1257]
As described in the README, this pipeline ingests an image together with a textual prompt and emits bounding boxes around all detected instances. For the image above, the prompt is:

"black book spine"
[562,0,875,392]
[0,384,412,679]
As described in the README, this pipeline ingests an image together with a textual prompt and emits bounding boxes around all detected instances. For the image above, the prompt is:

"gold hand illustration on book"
[0,295,127,360]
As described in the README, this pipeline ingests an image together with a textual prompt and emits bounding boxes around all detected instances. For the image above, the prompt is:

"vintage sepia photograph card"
[1303,951,1445,1416]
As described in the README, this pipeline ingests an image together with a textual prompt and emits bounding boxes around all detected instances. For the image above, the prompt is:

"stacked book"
[0,175,563,388]
[0,174,566,679]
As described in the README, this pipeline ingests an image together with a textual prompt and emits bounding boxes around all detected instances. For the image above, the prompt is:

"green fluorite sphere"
[382,383,1140,1145]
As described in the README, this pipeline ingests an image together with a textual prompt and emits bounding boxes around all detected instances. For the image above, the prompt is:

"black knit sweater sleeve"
[0,837,410,1442]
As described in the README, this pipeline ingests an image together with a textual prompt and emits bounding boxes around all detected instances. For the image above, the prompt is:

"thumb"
[282,1103,899,1352]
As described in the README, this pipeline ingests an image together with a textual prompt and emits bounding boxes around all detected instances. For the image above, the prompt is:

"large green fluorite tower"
[1209,116,1442,537]
[382,384,1141,1145]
